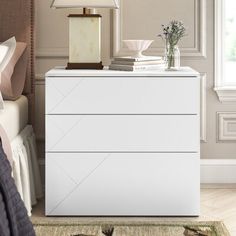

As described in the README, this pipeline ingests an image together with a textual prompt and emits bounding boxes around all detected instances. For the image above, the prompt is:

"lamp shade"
[51,0,119,9]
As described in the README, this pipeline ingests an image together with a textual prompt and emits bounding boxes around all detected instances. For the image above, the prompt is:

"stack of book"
[109,56,165,71]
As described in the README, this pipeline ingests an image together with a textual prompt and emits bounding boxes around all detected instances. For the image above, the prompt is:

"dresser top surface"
[46,66,200,77]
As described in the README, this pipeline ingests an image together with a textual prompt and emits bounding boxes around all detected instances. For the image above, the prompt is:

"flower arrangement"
[158,21,186,70]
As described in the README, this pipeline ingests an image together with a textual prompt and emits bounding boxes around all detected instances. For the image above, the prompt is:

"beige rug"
[33,220,230,236]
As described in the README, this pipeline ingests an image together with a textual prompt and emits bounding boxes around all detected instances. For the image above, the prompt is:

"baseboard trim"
[201,183,236,189]
[37,158,236,184]
[201,159,236,184]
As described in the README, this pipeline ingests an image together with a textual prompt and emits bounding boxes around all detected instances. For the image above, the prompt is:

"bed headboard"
[0,0,35,124]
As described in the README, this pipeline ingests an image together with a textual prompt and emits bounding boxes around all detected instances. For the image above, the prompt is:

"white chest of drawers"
[45,67,200,216]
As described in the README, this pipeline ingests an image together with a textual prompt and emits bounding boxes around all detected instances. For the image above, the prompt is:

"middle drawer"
[46,115,199,153]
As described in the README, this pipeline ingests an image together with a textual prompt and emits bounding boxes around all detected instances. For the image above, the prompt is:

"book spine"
[111,61,164,66]
[109,65,163,71]
[132,66,163,71]
[114,57,162,62]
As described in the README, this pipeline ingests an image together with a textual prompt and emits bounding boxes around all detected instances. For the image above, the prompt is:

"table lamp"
[51,0,119,69]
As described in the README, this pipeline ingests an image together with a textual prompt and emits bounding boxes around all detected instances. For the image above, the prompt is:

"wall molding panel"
[35,74,45,84]
[35,74,45,142]
[217,112,236,142]
[113,0,206,58]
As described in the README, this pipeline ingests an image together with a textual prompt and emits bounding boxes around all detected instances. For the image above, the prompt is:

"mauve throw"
[0,140,35,236]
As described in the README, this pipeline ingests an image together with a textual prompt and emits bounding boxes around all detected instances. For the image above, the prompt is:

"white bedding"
[0,95,28,141]
[11,125,43,215]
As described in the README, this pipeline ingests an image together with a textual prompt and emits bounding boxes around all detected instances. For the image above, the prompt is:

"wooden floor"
[201,187,236,236]
[32,187,236,235]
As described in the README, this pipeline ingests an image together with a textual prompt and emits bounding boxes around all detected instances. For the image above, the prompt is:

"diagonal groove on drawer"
[48,80,67,97]
[53,159,78,186]
[48,79,85,114]
[46,116,65,139]
[48,154,111,215]
[47,115,86,151]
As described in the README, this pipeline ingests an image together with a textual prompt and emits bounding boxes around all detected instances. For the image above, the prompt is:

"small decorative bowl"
[123,40,154,58]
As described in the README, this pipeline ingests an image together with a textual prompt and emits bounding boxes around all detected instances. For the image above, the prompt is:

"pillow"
[0,37,27,101]
[0,37,16,107]
[0,37,16,71]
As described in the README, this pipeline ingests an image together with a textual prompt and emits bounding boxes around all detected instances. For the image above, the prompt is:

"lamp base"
[66,62,103,70]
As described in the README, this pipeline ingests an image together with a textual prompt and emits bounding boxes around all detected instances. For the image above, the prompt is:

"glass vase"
[165,45,180,71]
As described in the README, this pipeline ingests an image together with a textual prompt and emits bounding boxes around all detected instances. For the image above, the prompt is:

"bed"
[0,96,28,143]
[0,0,43,216]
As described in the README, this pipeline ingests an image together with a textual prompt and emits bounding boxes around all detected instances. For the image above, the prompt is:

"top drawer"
[46,77,199,114]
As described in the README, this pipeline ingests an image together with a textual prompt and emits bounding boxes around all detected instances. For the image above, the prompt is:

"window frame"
[215,0,236,102]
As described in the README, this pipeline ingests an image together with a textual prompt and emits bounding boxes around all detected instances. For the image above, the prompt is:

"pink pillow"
[0,42,28,101]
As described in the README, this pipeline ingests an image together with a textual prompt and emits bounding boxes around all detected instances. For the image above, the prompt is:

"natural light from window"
[225,0,236,85]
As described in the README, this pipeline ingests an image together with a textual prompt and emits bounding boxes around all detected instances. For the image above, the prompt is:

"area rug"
[33,220,230,236]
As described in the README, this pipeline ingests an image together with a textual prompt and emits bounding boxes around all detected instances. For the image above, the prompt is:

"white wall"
[35,0,236,172]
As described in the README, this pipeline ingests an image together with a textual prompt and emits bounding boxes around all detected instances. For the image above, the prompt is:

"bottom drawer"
[46,153,200,216]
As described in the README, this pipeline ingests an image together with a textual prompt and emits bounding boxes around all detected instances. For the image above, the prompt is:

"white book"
[109,64,164,72]
[111,60,165,66]
[114,56,163,62]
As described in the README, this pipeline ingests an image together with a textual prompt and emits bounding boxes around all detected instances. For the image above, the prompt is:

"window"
[215,0,236,102]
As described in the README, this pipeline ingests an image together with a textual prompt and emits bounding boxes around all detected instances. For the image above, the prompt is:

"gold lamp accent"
[51,0,119,70]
